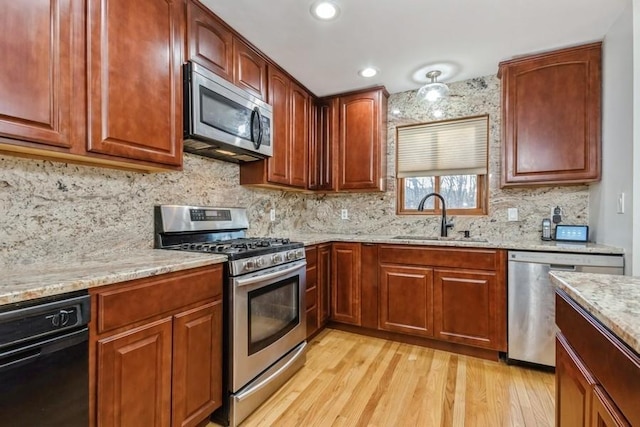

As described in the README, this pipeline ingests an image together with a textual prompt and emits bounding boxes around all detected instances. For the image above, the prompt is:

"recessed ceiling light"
[311,1,340,20]
[359,67,378,78]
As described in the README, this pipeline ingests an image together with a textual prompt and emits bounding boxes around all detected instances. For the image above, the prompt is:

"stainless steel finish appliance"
[183,61,273,163]
[154,205,306,427]
[0,291,91,426]
[507,250,624,367]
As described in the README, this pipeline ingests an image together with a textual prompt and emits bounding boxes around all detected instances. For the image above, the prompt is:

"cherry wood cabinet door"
[266,67,291,185]
[379,264,433,337]
[591,386,631,427]
[499,42,601,186]
[233,38,267,101]
[172,300,223,427]
[318,243,332,326]
[0,0,83,149]
[97,318,173,427]
[310,98,337,191]
[305,246,319,338]
[331,242,361,325]
[337,88,387,191]
[290,81,309,188]
[87,0,183,166]
[186,0,233,81]
[556,334,596,427]
[433,269,506,350]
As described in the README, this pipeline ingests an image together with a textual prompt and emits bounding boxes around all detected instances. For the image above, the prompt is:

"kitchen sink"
[392,235,488,243]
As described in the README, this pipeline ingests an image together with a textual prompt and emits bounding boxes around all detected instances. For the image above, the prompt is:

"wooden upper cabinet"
[87,0,184,166]
[233,38,267,101]
[309,98,338,191]
[337,87,388,192]
[240,66,311,189]
[290,81,310,188]
[499,43,602,186]
[0,0,83,150]
[266,67,291,185]
[186,0,233,81]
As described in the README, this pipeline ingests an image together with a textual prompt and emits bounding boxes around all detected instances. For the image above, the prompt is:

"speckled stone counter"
[550,271,640,355]
[285,233,625,254]
[0,250,226,305]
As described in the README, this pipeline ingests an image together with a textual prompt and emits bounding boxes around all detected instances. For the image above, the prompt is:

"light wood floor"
[210,328,555,427]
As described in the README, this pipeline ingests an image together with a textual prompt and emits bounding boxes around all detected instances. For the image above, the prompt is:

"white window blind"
[396,115,488,178]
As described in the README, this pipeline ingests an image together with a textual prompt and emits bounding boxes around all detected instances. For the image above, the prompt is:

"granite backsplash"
[0,74,589,268]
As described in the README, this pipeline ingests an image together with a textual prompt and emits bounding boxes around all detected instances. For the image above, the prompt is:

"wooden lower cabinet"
[331,242,361,325]
[433,269,505,350]
[305,243,332,338]
[97,318,173,427]
[591,386,630,427]
[172,301,223,427]
[379,264,433,337]
[556,290,638,426]
[556,334,595,427]
[90,265,223,427]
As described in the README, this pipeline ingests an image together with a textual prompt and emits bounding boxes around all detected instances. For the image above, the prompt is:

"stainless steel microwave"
[183,61,273,163]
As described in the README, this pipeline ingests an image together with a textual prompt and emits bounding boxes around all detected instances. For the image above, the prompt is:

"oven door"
[231,259,306,392]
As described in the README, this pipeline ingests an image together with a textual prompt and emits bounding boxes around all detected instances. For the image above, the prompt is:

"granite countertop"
[550,271,640,355]
[284,233,625,254]
[0,250,227,306]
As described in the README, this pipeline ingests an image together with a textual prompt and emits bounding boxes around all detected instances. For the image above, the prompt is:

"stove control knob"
[272,254,283,264]
[244,260,256,271]
[255,257,265,267]
[296,249,304,259]
[286,251,296,261]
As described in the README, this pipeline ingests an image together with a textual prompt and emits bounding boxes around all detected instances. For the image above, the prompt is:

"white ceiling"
[200,0,629,97]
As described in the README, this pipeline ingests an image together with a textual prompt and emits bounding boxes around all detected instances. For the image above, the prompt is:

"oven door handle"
[235,261,306,288]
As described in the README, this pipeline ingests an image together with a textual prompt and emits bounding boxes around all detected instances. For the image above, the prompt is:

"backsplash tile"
[0,74,590,267]
[299,75,590,240]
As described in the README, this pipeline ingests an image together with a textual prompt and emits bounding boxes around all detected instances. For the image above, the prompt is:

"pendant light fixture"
[418,70,449,102]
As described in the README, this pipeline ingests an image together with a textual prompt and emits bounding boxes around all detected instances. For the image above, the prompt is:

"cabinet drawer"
[95,265,222,334]
[379,245,499,271]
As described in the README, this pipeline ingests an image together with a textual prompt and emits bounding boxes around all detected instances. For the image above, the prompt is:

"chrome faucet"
[417,192,454,237]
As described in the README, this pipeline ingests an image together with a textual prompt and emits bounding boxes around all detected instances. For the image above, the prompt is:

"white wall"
[590,1,634,274]
[633,0,640,274]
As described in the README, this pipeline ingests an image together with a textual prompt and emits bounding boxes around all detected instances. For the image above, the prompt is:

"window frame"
[396,174,488,215]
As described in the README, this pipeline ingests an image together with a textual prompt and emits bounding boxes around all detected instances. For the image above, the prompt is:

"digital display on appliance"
[555,225,589,242]
[190,209,231,221]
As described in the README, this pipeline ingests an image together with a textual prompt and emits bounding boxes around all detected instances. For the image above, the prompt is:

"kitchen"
[0,0,638,426]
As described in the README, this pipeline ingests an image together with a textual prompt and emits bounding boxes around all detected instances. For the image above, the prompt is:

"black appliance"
[0,291,91,426]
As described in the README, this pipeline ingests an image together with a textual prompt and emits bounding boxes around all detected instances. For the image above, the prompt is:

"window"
[396,115,489,215]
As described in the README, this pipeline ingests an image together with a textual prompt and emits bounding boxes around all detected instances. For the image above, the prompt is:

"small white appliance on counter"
[507,250,624,368]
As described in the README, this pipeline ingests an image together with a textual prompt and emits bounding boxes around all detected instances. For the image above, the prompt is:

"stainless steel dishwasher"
[507,250,624,367]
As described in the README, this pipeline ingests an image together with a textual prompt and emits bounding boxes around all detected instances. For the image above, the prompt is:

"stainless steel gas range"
[154,205,307,426]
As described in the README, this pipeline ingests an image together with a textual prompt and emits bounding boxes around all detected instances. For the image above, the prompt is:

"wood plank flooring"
[210,328,555,427]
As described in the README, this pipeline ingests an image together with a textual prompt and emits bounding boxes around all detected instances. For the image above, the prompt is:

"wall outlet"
[270,209,276,221]
[507,208,518,221]
[617,192,625,214]
[341,209,348,220]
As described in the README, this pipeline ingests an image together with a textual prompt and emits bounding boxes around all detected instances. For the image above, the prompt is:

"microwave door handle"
[255,107,263,149]
[250,107,262,150]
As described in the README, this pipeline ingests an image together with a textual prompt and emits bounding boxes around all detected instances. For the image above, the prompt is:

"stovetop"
[167,237,303,260]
